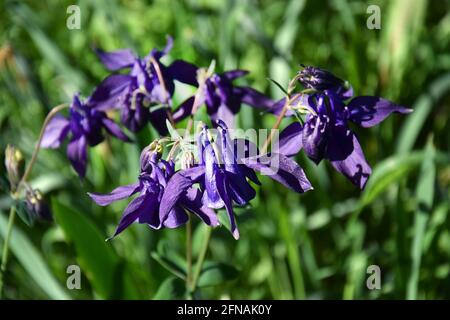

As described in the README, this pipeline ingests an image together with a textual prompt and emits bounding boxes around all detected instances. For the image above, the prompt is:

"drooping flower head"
[94,37,198,134]
[160,120,312,239]
[298,65,348,94]
[88,144,219,239]
[42,93,130,178]
[279,66,412,189]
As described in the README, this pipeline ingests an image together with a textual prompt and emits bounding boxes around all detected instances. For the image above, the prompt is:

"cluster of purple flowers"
[42,38,410,239]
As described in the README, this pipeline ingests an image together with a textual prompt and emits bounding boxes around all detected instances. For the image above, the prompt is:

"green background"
[0,0,449,299]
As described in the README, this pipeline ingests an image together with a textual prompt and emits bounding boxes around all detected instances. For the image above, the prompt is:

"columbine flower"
[160,120,312,239]
[187,70,274,128]
[88,145,219,239]
[41,93,130,178]
[279,66,412,189]
[94,37,198,134]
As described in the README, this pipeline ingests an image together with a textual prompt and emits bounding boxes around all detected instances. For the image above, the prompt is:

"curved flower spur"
[278,66,412,189]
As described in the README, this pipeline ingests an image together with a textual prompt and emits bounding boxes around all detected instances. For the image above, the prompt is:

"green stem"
[0,103,67,299]
[260,96,291,154]
[190,226,212,293]
[149,56,175,127]
[18,103,68,191]
[0,205,17,299]
[186,217,193,296]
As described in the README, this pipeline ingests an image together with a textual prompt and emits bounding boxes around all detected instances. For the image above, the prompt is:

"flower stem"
[260,97,291,154]
[0,103,67,299]
[149,56,175,127]
[190,226,212,293]
[18,103,69,191]
[184,80,206,138]
[0,205,17,299]
[186,217,193,297]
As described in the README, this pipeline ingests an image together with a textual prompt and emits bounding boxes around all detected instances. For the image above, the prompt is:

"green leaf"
[266,77,289,96]
[360,151,425,208]
[197,261,239,287]
[397,73,450,154]
[52,200,139,299]
[0,212,70,299]
[407,139,436,299]
[0,175,9,192]
[151,251,186,281]
[153,276,186,300]
[166,119,181,140]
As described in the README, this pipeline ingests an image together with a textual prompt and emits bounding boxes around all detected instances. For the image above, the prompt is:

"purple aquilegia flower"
[41,94,130,178]
[94,37,198,134]
[180,70,275,128]
[88,147,219,239]
[279,66,412,189]
[160,120,312,239]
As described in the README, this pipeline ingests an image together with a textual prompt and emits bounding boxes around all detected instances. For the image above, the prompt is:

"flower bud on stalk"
[4,144,25,192]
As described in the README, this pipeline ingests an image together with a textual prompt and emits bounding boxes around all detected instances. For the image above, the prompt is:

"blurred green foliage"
[0,0,449,299]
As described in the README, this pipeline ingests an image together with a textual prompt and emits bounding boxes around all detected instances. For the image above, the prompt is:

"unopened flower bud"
[298,66,344,91]
[5,144,25,191]
[140,141,163,172]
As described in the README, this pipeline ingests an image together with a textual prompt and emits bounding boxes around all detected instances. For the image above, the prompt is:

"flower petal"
[234,86,275,110]
[348,96,412,128]
[149,108,170,135]
[326,125,372,189]
[88,74,132,111]
[162,206,189,228]
[269,97,295,116]
[87,183,140,206]
[41,114,70,149]
[222,70,248,81]
[181,188,220,227]
[137,193,161,228]
[216,121,256,205]
[167,60,198,86]
[173,96,195,122]
[159,166,205,226]
[67,135,88,178]
[301,116,329,164]
[101,117,132,142]
[210,103,235,129]
[108,194,145,239]
[94,48,136,71]
[243,153,313,193]
[202,138,225,208]
[278,122,303,157]
[216,172,239,240]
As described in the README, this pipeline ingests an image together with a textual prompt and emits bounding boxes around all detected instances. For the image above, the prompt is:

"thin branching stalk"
[186,217,193,297]
[149,56,176,127]
[1,103,68,299]
[18,103,69,190]
[190,226,212,293]
[0,204,17,298]
[260,97,291,154]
